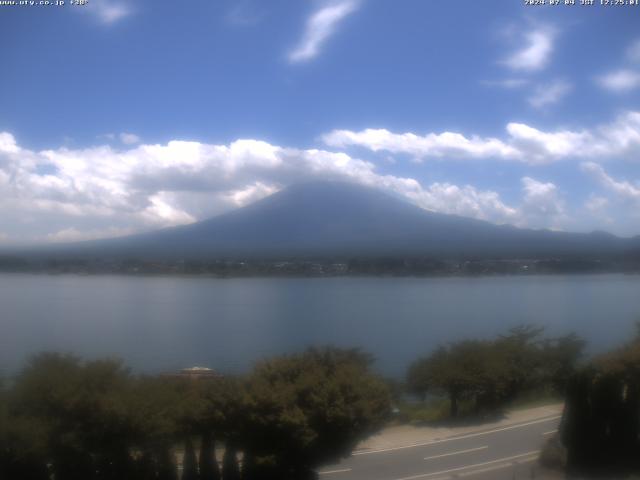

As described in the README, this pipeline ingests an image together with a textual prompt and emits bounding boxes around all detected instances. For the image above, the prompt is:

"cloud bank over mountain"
[322,111,640,165]
[1,113,639,244]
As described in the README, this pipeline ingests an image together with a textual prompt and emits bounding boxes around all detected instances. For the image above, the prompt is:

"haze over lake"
[2,273,640,378]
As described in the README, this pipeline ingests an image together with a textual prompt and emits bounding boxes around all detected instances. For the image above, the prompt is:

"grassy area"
[394,399,448,425]
[394,397,476,425]
[394,389,563,426]
[507,390,564,411]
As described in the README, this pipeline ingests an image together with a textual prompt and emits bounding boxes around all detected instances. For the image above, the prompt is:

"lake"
[1,273,639,378]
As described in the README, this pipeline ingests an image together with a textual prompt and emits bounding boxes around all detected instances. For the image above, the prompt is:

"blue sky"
[0,0,639,243]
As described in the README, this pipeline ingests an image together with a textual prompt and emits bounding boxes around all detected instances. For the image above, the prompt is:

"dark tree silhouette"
[199,432,220,480]
[222,442,241,480]
[182,437,198,480]
[240,450,257,480]
[157,446,178,480]
[562,334,640,477]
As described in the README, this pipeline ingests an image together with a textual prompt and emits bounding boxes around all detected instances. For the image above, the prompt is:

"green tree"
[407,340,506,417]
[2,348,390,480]
[10,353,136,480]
[408,327,586,419]
[240,347,391,478]
[0,407,50,480]
[541,333,585,395]
[494,325,546,400]
[406,359,431,402]
[128,376,184,479]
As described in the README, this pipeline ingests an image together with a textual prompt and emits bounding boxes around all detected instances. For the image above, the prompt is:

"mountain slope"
[21,181,640,259]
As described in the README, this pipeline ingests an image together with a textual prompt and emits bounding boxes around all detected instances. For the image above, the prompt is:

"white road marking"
[458,454,538,477]
[516,455,540,464]
[542,429,557,435]
[353,415,561,456]
[318,468,353,475]
[390,451,540,480]
[457,463,515,477]
[423,446,488,461]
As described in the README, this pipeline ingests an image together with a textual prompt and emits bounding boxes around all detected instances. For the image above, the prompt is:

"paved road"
[318,414,561,480]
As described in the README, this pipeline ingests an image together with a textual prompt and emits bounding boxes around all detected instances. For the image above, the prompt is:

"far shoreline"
[1,269,639,280]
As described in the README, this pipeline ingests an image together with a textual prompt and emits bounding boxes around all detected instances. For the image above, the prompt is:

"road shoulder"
[355,404,563,454]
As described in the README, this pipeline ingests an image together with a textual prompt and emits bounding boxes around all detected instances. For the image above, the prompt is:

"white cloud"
[491,24,562,108]
[502,26,556,72]
[627,39,640,63]
[520,177,566,228]
[581,162,640,205]
[142,193,197,226]
[583,194,615,228]
[596,39,640,93]
[46,227,135,243]
[0,132,20,154]
[527,79,572,109]
[597,69,640,93]
[505,123,591,162]
[522,177,562,212]
[0,132,526,242]
[288,0,360,63]
[223,182,280,207]
[580,163,640,229]
[482,78,529,89]
[3,127,639,242]
[91,1,131,24]
[225,1,262,26]
[585,195,609,213]
[323,111,640,165]
[322,128,520,161]
[403,182,518,224]
[119,132,141,145]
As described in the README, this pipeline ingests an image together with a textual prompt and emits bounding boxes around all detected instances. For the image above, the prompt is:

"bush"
[539,435,567,470]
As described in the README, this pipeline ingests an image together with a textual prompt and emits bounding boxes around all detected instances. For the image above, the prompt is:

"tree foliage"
[0,348,391,480]
[562,332,640,477]
[8,353,136,480]
[221,442,240,480]
[407,326,584,418]
[181,438,198,480]
[199,432,220,480]
[241,347,391,478]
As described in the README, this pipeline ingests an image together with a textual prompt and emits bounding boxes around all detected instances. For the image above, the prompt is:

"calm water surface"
[1,273,639,377]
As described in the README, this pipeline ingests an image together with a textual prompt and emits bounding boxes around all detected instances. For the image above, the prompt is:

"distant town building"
[161,366,222,380]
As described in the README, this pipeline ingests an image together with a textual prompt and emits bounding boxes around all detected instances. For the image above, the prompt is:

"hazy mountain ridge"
[6,181,640,261]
